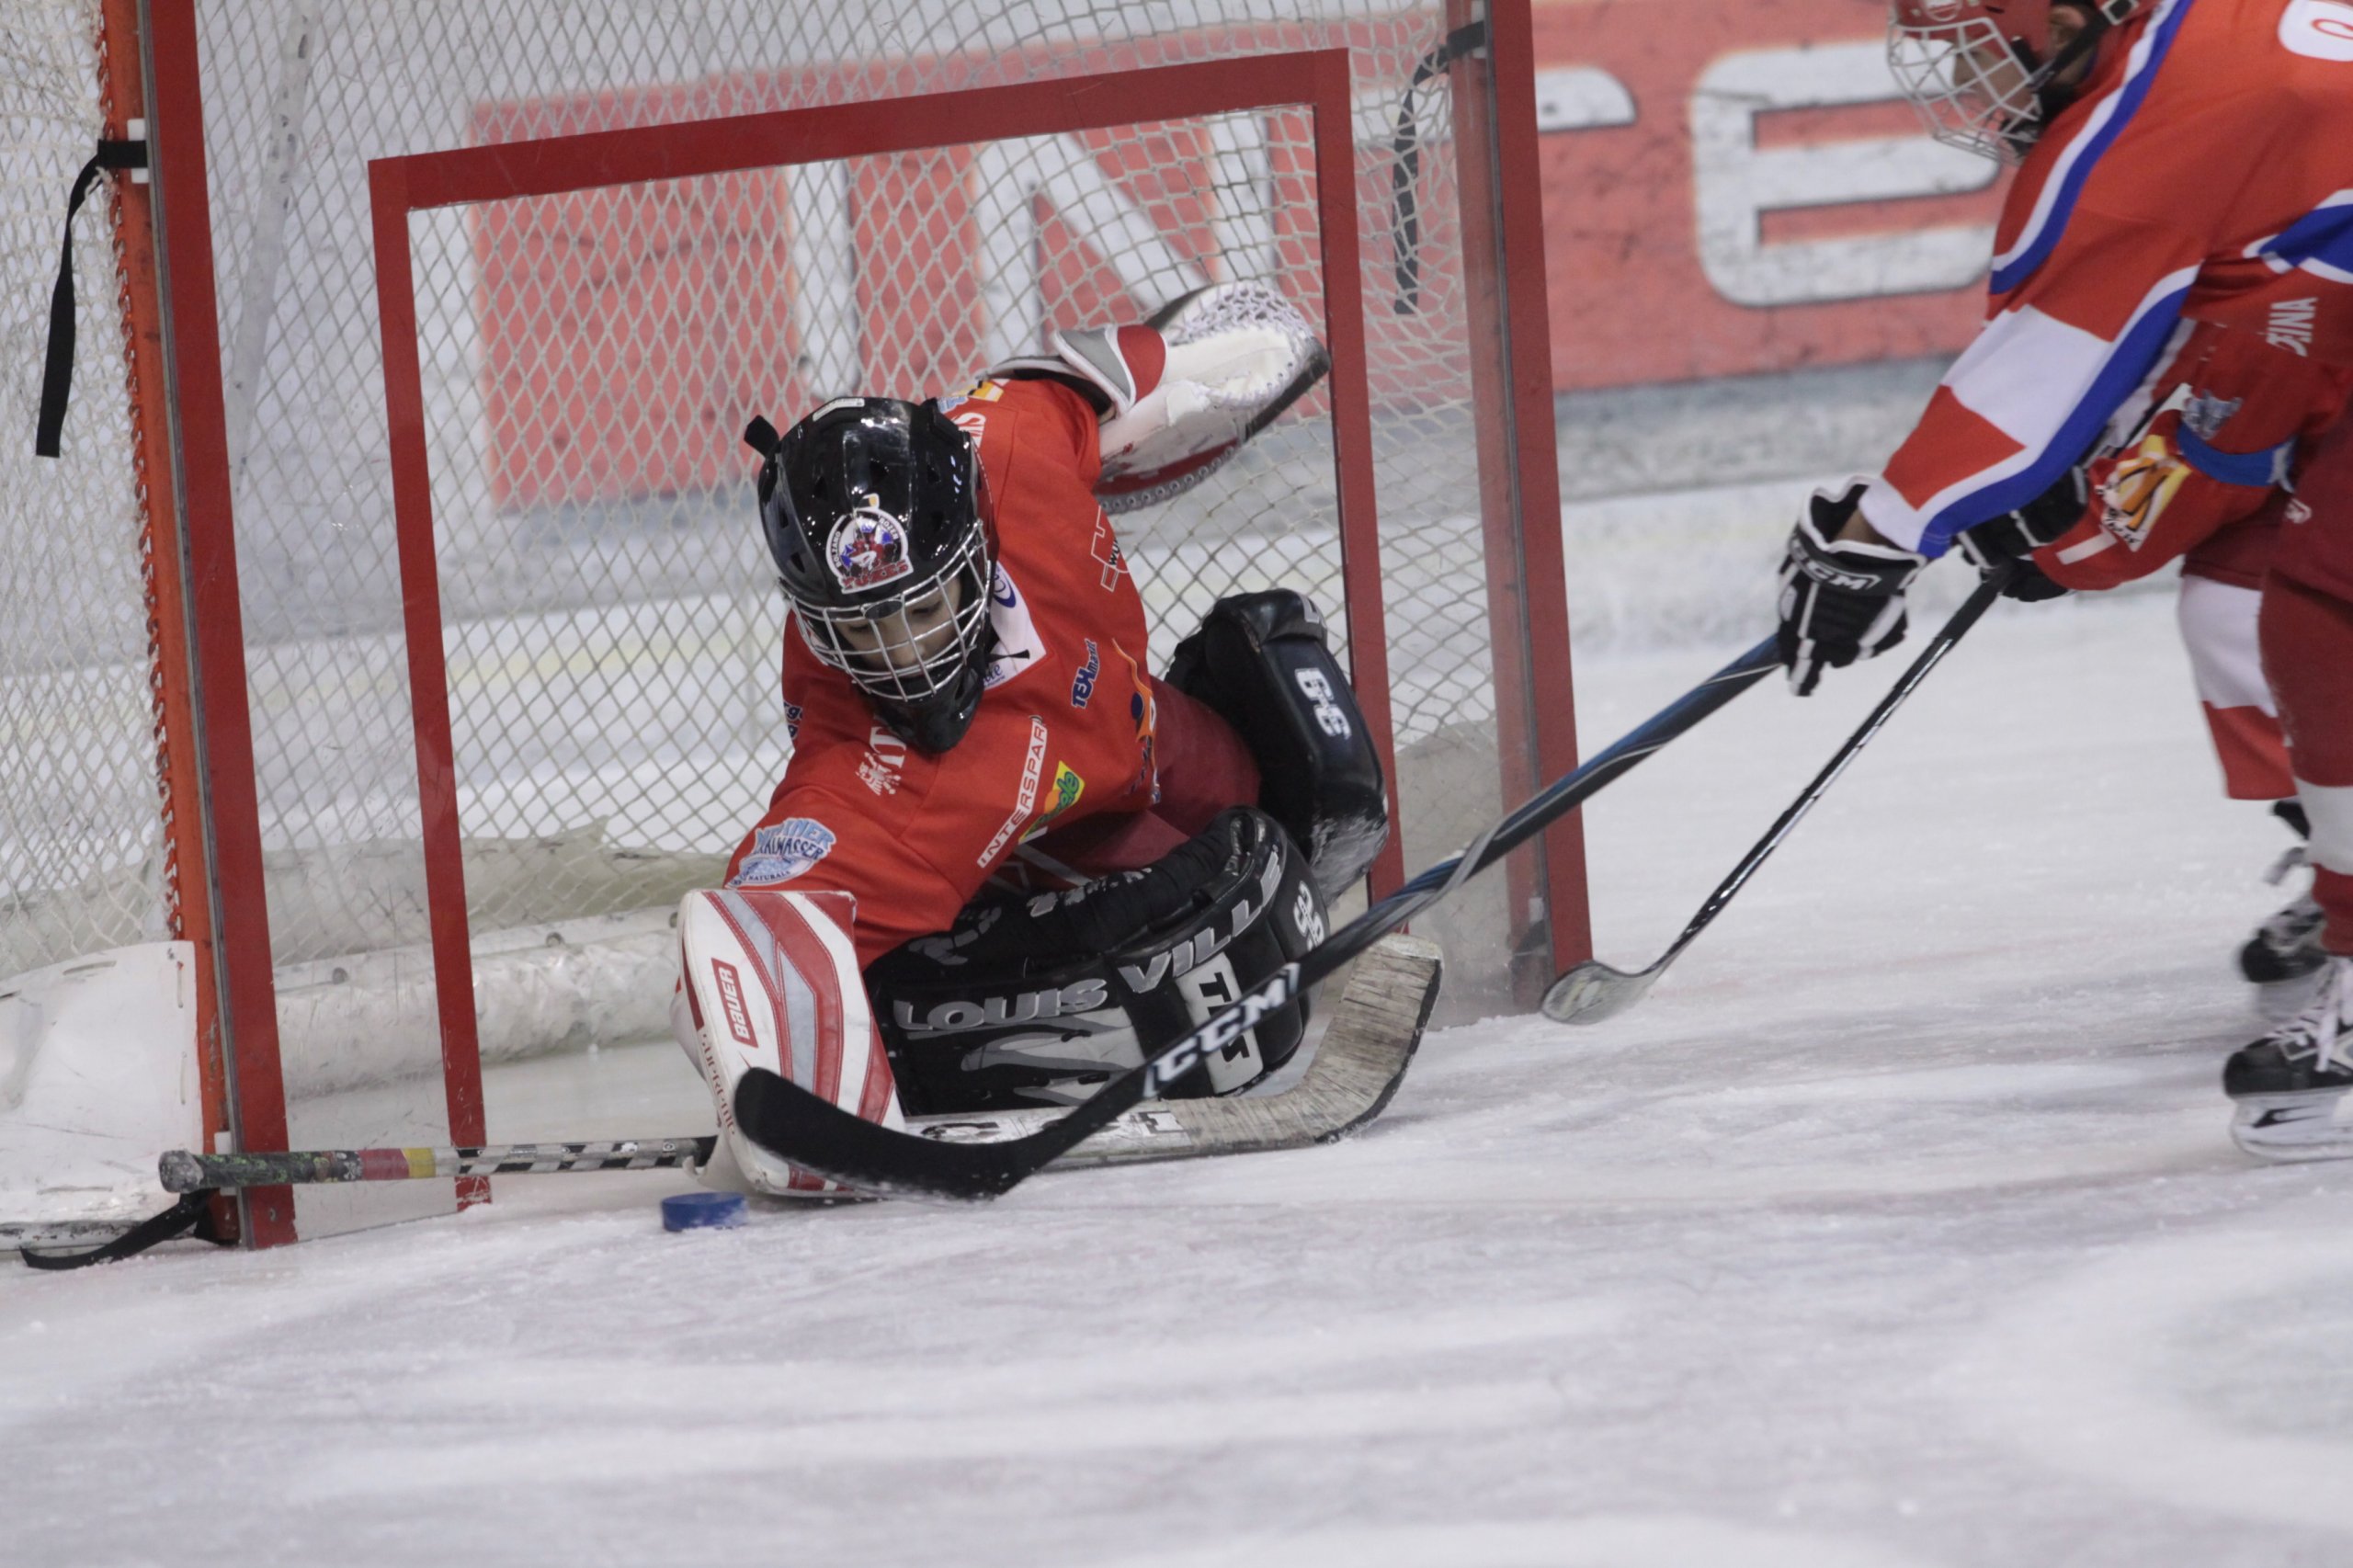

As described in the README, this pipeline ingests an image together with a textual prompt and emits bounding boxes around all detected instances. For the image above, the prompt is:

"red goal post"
[5,0,1584,1246]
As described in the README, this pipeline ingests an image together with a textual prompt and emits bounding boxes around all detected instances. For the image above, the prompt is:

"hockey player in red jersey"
[2220,416,2353,1157]
[669,283,1392,1194]
[1768,0,2353,1153]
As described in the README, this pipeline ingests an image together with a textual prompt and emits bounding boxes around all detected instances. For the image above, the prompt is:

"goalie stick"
[733,634,1785,1200]
[1543,566,2014,1026]
[153,936,1440,1196]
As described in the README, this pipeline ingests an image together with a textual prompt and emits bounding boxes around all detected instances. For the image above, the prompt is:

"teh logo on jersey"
[1071,639,1100,708]
[826,504,914,593]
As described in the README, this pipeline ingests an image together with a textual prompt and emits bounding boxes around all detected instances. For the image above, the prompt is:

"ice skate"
[2238,814,2329,1016]
[2224,955,2353,1161]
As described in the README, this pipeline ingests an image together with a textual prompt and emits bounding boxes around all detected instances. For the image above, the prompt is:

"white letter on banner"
[1690,42,1997,308]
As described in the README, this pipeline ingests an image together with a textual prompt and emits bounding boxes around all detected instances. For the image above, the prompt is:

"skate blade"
[2229,1090,2353,1163]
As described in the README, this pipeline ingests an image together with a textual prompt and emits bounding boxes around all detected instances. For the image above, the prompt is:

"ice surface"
[6,586,2352,1566]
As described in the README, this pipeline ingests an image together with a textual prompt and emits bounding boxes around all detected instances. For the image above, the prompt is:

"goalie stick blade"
[735,935,1442,1200]
[1540,959,1658,1025]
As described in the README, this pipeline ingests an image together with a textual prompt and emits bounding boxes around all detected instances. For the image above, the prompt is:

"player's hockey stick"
[158,1137,720,1191]
[153,936,1442,1194]
[1543,566,2014,1025]
[733,634,1784,1200]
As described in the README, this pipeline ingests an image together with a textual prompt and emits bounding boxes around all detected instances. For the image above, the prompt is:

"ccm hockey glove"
[1954,467,2084,603]
[1776,481,1926,696]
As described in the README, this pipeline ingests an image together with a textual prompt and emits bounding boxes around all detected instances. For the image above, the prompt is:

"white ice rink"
[6,585,2352,1566]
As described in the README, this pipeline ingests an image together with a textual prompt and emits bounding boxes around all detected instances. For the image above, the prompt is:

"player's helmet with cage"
[747,398,995,754]
[1888,0,2142,164]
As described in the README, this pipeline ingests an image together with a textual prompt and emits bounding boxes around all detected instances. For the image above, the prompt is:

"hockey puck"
[661,1190,747,1232]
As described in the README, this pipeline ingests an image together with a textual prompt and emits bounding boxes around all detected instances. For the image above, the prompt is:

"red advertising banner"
[463,7,2004,507]
[1532,0,2006,390]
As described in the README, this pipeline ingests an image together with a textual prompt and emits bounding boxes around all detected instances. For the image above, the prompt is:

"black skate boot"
[2224,954,2353,1162]
[2239,802,2328,1016]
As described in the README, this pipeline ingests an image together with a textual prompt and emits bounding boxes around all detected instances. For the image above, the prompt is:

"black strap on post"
[18,1190,230,1271]
[1389,20,1487,317]
[34,134,150,459]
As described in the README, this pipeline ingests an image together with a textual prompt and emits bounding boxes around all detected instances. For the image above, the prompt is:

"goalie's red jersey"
[1860,0,2353,558]
[721,378,1207,966]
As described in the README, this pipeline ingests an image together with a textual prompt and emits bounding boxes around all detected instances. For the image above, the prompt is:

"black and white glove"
[1954,467,2085,603]
[1776,482,1926,697]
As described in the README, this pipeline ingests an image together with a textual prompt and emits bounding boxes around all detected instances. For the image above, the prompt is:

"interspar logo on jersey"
[979,718,1051,867]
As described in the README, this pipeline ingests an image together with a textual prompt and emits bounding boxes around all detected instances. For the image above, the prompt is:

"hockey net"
[4,0,1574,1240]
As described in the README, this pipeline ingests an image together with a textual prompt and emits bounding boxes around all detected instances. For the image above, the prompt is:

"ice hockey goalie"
[670,282,1390,1196]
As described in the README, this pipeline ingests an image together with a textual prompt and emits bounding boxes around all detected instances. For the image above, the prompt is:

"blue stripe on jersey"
[2258,197,2353,279]
[1918,279,2194,554]
[1989,0,2197,298]
[2178,425,2294,488]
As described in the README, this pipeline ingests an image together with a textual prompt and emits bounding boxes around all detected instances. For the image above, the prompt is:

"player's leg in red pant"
[2261,574,2353,956]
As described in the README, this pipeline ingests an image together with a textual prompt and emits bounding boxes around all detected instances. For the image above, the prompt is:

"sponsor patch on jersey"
[1089,510,1129,592]
[826,505,915,593]
[2182,391,2243,441]
[2268,299,2318,358]
[982,562,1045,689]
[732,817,837,886]
[783,700,804,743]
[858,724,908,797]
[1021,763,1086,844]
[2097,430,2193,552]
[978,718,1051,868]
[958,378,1006,403]
[1071,639,1100,708]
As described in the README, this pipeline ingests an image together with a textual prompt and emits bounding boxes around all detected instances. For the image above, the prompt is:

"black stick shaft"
[1643,571,2011,968]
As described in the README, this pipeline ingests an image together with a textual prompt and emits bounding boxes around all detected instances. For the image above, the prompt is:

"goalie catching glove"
[1777,480,1927,696]
[868,807,1327,1114]
[988,279,1328,514]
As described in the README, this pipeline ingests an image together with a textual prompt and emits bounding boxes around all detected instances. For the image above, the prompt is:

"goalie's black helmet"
[746,398,994,753]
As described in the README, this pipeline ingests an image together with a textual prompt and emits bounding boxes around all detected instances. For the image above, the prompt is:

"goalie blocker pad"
[1166,589,1389,899]
[868,807,1327,1116]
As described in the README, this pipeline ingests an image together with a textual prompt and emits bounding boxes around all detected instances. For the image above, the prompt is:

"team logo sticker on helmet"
[826,503,915,593]
[731,817,837,886]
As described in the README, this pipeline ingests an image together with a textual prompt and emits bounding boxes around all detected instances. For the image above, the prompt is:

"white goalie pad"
[1096,281,1329,515]
[675,888,903,1198]
[1,943,203,1246]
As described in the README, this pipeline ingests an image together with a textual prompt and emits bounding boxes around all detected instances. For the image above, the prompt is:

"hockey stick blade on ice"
[1542,566,2014,1026]
[733,636,1782,1200]
[157,938,1440,1193]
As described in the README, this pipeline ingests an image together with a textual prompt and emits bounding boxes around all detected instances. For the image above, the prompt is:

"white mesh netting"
[5,2,1541,1120]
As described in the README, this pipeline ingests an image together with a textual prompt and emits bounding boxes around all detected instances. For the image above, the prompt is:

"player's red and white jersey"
[1862,0,2353,557]
[722,378,1164,967]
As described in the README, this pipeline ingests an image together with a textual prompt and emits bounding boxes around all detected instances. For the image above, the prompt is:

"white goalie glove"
[987,280,1329,514]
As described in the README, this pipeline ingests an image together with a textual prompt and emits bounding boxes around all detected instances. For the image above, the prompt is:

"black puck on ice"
[662,1190,747,1232]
